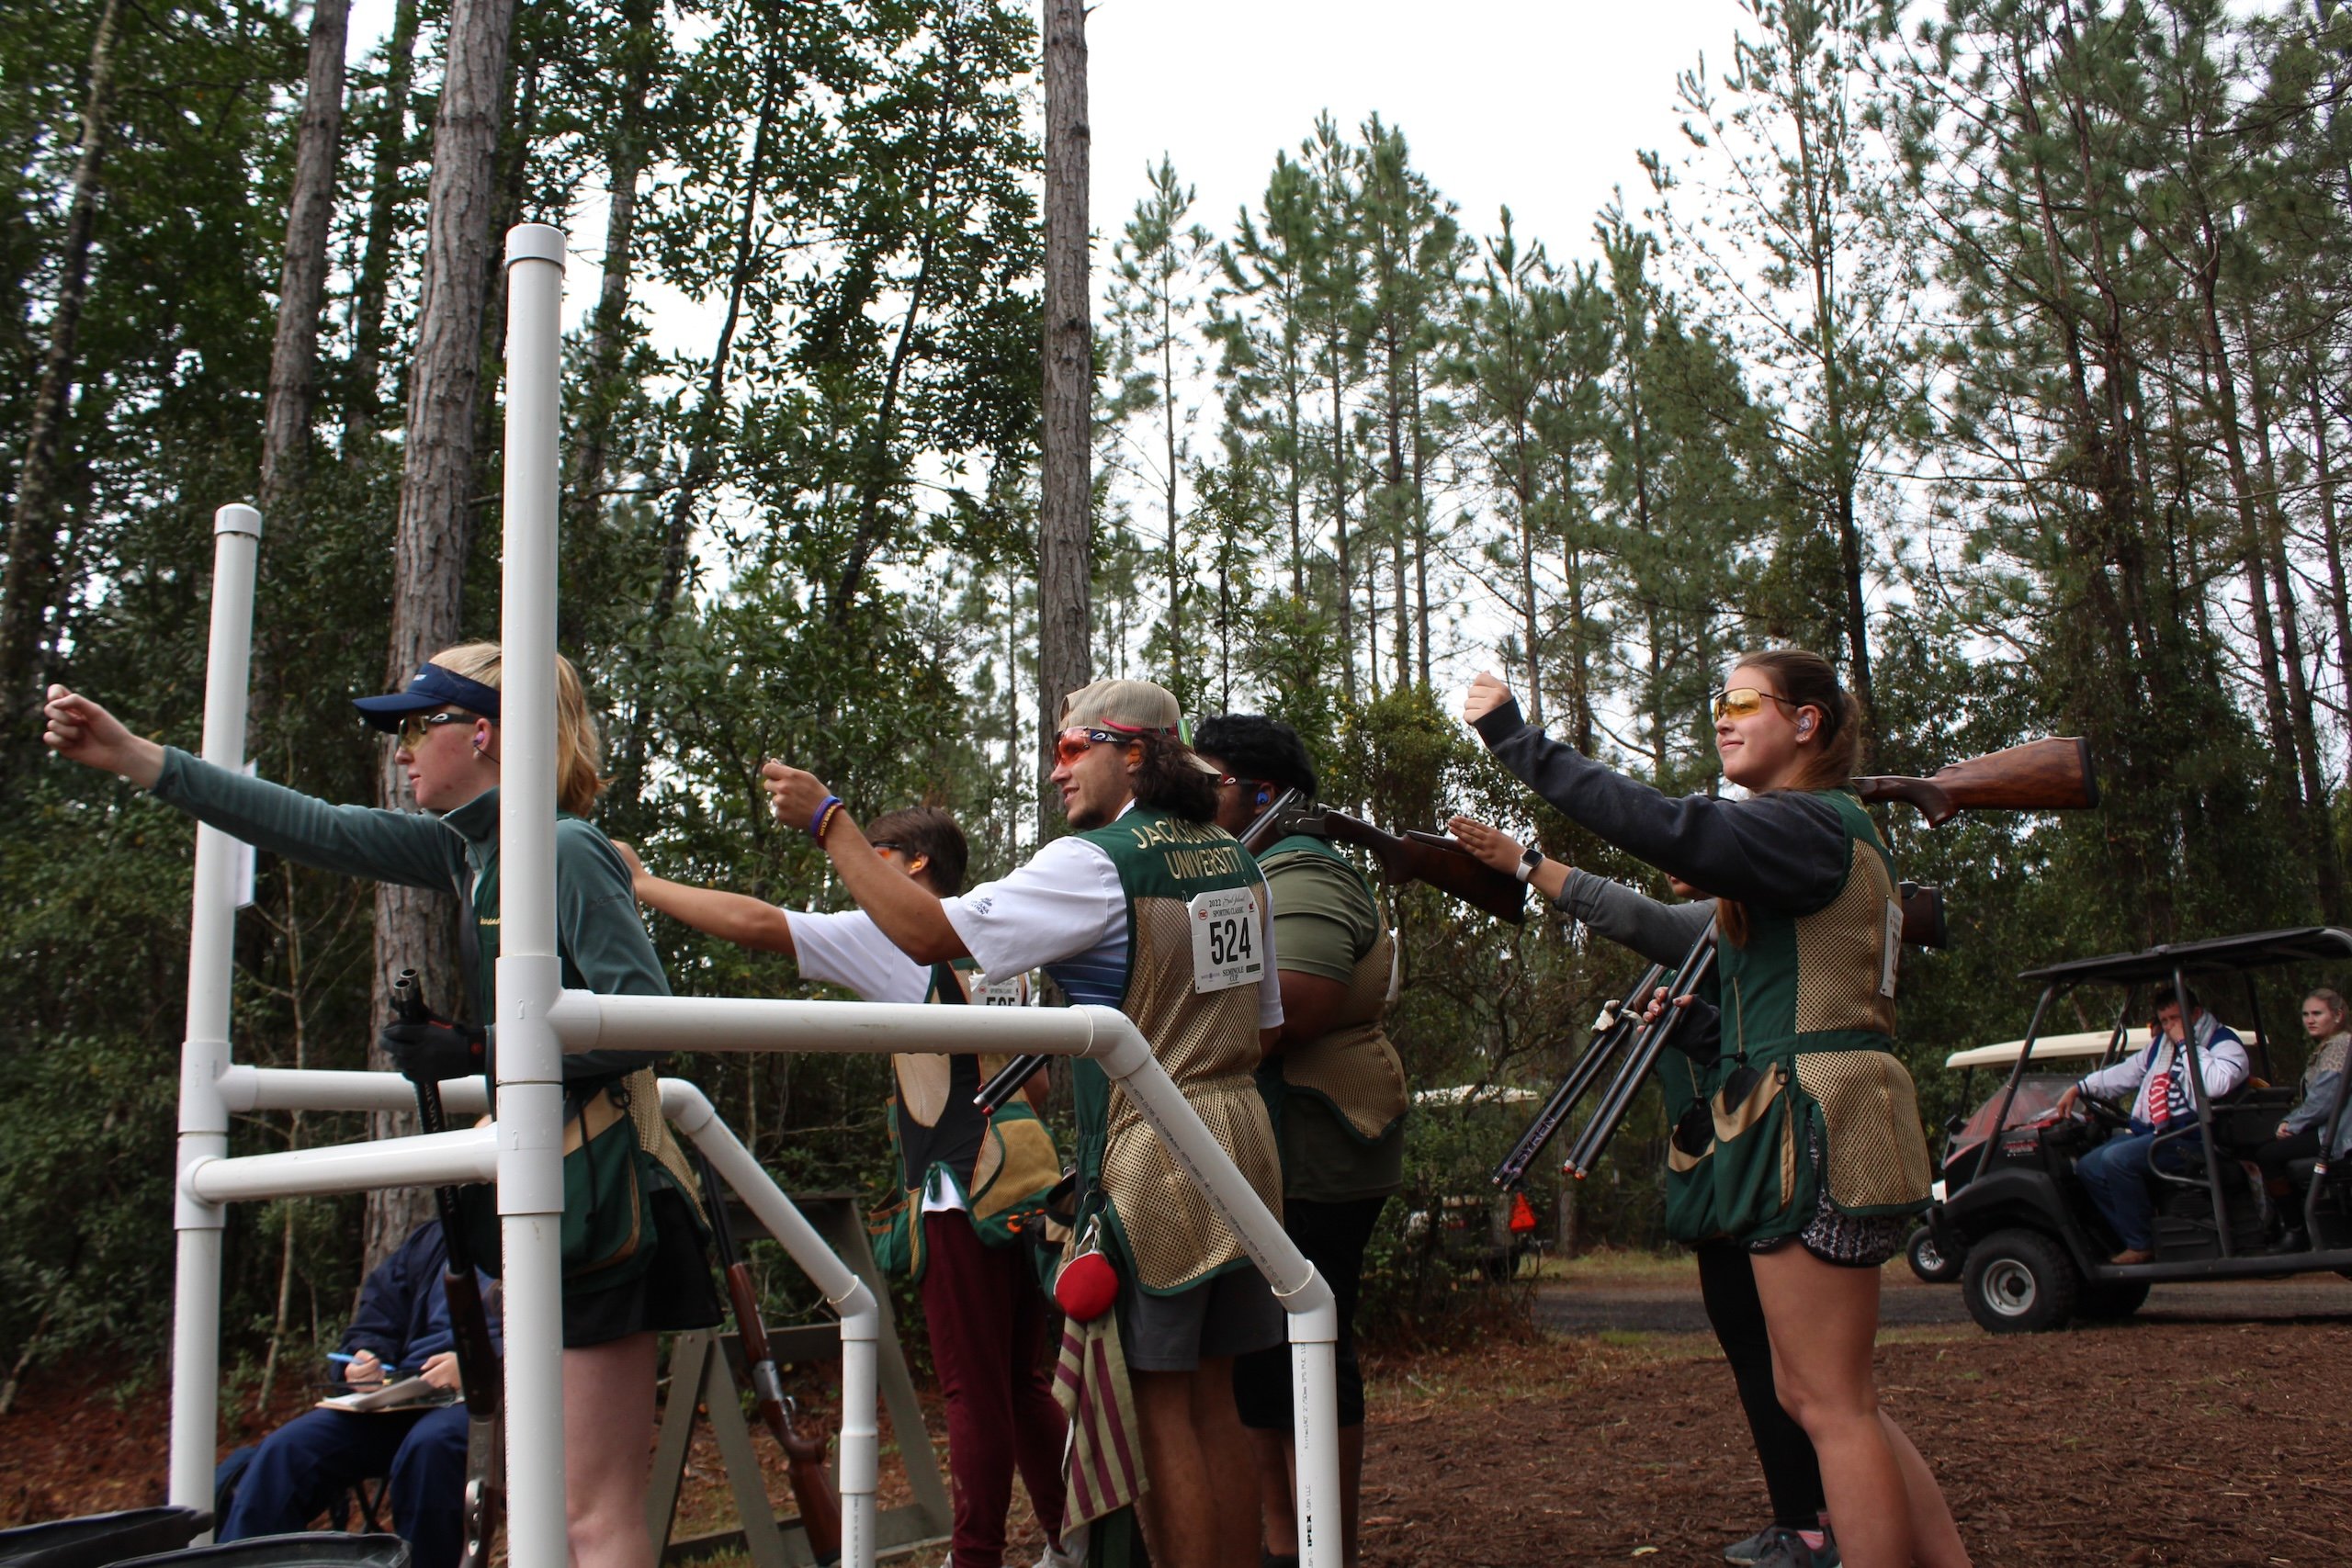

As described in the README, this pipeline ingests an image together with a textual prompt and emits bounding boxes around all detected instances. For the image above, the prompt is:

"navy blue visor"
[353,663,503,731]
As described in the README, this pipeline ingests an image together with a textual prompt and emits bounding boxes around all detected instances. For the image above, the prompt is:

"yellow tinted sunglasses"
[1711,686,1804,722]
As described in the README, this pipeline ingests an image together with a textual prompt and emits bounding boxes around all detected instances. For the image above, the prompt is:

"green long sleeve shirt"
[153,747,663,1079]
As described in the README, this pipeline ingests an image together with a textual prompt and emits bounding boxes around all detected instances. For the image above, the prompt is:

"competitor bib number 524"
[1188,886,1263,994]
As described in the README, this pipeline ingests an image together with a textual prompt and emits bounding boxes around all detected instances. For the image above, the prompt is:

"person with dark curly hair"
[1193,714,1403,1568]
[760,680,1283,1568]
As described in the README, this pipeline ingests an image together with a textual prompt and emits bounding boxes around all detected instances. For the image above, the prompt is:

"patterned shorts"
[1749,1122,1911,1269]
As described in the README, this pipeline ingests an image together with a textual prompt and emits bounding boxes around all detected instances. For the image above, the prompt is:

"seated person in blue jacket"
[219,1220,501,1568]
[2054,991,2249,1264]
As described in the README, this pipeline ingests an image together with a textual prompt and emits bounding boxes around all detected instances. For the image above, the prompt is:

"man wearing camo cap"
[760,679,1284,1568]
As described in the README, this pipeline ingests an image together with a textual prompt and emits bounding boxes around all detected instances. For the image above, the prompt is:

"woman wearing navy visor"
[44,649,720,1568]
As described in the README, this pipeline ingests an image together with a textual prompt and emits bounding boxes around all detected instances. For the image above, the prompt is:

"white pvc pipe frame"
[164,222,1342,1568]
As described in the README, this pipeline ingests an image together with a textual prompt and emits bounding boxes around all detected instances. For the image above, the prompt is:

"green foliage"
[10,0,2352,1384]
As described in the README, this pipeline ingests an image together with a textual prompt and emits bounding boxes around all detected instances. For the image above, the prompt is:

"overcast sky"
[1085,0,1751,297]
[346,0,1758,339]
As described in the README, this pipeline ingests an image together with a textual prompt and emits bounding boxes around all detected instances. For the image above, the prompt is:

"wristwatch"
[1515,845,1544,884]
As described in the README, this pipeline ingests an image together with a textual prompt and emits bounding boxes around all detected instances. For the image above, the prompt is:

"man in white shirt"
[615,809,1070,1568]
[2056,990,2250,1264]
[761,679,1285,1568]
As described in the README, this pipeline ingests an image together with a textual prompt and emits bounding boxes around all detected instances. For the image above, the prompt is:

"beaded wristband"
[810,794,842,840]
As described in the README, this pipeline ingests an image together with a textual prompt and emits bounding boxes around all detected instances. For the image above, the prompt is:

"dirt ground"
[7,1272,2350,1566]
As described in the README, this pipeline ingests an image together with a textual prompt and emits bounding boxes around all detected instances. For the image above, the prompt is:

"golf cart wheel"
[1906,1224,1963,1283]
[1962,1228,2078,1334]
[2078,1277,2151,1320]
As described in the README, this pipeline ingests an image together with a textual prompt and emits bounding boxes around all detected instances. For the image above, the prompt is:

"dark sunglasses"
[395,709,474,748]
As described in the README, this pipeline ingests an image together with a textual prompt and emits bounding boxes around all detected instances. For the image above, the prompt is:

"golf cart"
[1925,927,2352,1333]
[1903,1031,2120,1283]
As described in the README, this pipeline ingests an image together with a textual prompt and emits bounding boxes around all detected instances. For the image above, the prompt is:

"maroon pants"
[919,1209,1069,1568]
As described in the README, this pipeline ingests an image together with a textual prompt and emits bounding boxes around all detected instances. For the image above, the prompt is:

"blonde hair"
[428,641,607,817]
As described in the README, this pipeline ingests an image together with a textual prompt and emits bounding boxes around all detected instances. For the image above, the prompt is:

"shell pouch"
[968,1102,1065,1248]
[1708,1059,1806,1238]
[560,1077,660,1290]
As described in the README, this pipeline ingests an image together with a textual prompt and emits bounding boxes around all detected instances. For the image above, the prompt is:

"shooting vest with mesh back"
[1255,834,1408,1193]
[1685,788,1932,1245]
[873,962,1062,1280]
[1054,807,1284,1294]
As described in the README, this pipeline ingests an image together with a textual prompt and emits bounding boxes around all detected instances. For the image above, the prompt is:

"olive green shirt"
[1265,848,1406,1203]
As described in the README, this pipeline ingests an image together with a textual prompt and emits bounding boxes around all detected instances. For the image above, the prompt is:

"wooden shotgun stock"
[694,1155,842,1565]
[1852,737,2098,827]
[1275,809,1529,925]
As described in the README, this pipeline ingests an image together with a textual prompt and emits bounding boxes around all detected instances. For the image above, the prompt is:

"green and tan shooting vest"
[873,962,1063,1280]
[1054,807,1284,1294]
[1675,789,1932,1245]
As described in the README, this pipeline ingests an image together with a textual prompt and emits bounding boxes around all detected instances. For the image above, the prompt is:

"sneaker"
[1736,1526,1836,1568]
[1725,1525,1831,1564]
[2109,1247,2154,1265]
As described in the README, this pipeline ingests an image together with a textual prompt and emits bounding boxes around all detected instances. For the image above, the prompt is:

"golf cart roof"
[2017,926,2352,987]
[1943,1031,2120,1071]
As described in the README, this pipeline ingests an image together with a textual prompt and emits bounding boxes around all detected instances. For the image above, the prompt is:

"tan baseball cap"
[1058,678,1222,773]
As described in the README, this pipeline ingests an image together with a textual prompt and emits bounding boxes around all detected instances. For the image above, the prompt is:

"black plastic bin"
[110,1537,409,1568]
[0,1508,213,1568]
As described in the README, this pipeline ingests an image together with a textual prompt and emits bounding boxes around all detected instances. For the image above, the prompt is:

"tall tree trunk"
[568,0,662,529]
[345,0,423,451]
[1036,0,1092,828]
[2306,376,2352,724]
[605,51,779,812]
[2246,339,2341,918]
[833,15,965,625]
[1385,325,1409,693]
[1329,344,1355,709]
[1161,272,1183,690]
[259,0,350,515]
[1409,356,1431,692]
[0,0,122,739]
[368,0,517,1273]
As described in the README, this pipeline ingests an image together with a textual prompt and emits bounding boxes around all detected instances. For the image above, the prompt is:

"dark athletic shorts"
[1116,1261,1283,1371]
[563,1187,725,1348]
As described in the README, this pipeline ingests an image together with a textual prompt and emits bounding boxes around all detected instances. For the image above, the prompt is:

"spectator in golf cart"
[2054,989,2250,1265]
[2250,987,2350,1251]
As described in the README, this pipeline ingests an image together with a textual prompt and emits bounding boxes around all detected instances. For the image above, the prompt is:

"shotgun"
[1490,963,1664,1188]
[1494,736,2090,1187]
[693,1152,842,1566]
[1851,737,2097,827]
[1272,808,1529,925]
[389,969,502,1568]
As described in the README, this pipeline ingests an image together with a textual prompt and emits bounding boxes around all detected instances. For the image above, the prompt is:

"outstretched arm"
[761,762,967,964]
[43,685,164,787]
[1446,815,1571,902]
[1462,676,1847,912]
[612,840,797,956]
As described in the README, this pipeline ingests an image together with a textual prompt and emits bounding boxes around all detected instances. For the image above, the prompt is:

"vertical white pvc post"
[496,222,570,1568]
[167,502,262,1521]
